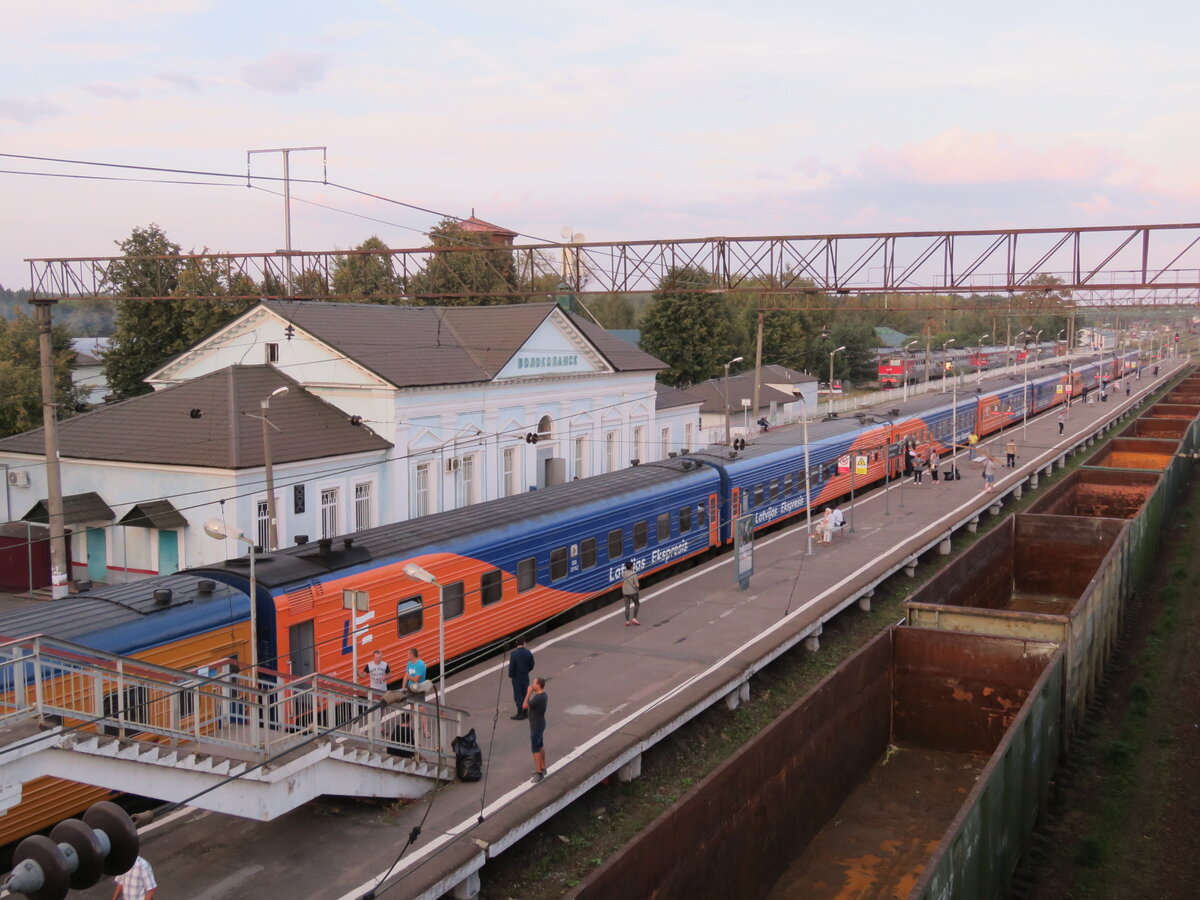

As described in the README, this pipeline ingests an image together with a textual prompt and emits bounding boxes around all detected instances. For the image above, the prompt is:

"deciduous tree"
[640,266,734,387]
[0,312,89,438]
[408,219,519,304]
[332,236,402,300]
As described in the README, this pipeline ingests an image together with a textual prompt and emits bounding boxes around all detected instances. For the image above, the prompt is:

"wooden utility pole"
[31,298,68,597]
[923,317,933,388]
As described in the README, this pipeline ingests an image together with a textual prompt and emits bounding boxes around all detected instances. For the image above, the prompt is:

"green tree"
[332,236,402,300]
[408,219,519,304]
[640,266,734,387]
[0,311,89,437]
[102,227,256,398]
[585,293,638,330]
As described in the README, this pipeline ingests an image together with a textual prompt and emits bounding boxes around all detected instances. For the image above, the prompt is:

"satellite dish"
[572,232,585,243]
[560,225,573,240]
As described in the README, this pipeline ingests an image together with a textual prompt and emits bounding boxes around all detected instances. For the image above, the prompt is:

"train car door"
[707,494,719,546]
[289,620,317,676]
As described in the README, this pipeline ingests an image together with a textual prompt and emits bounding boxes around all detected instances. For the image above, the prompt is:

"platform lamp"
[402,562,446,702]
[902,340,919,402]
[975,334,990,382]
[723,356,744,446]
[204,520,257,673]
[940,339,956,392]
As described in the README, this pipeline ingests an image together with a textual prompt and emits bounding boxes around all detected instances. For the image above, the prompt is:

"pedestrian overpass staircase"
[0,635,465,821]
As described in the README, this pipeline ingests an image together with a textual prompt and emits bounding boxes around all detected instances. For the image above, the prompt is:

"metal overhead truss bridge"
[26,222,1200,309]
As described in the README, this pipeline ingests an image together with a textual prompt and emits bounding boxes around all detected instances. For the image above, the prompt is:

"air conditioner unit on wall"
[445,457,461,473]
[6,470,30,488]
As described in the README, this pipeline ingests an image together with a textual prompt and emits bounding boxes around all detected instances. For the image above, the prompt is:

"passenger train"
[876,341,1062,387]
[187,350,1138,686]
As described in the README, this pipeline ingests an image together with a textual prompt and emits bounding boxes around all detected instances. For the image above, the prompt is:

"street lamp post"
[828,346,846,415]
[940,339,955,392]
[259,386,288,551]
[403,562,446,703]
[203,519,258,677]
[903,340,919,402]
[798,397,814,555]
[724,356,743,446]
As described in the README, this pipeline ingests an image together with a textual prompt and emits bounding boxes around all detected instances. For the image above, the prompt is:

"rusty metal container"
[906,515,1124,744]
[1082,436,1178,471]
[1120,417,1189,441]
[1145,402,1200,420]
[570,628,1062,900]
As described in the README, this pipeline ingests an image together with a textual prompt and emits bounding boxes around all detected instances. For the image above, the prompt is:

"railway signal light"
[525,432,538,444]
[3,802,139,899]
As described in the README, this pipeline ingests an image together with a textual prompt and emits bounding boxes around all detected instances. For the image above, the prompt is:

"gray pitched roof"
[256,300,664,388]
[654,382,705,410]
[0,365,391,469]
[687,373,798,414]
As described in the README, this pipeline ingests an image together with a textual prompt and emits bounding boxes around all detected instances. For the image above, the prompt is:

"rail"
[0,635,464,763]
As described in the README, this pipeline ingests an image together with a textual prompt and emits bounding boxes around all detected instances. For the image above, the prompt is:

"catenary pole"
[31,298,69,597]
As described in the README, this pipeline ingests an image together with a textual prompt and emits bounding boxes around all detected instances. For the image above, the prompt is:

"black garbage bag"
[452,728,483,782]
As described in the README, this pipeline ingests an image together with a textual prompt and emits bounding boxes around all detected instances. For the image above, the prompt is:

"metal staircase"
[0,635,465,820]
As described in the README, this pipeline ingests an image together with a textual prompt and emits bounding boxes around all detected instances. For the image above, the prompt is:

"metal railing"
[0,635,464,763]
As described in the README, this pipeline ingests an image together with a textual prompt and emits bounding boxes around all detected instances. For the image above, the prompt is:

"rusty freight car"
[571,627,1062,900]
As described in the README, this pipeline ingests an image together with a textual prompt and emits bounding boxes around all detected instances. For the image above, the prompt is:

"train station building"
[0,300,699,584]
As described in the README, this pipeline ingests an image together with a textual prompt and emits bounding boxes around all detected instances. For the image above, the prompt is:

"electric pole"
[31,298,68,597]
[247,146,327,295]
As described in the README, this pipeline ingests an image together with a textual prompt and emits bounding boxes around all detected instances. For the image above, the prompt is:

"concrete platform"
[70,360,1189,900]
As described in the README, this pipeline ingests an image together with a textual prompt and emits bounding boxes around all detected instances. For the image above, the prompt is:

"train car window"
[481,569,503,606]
[608,528,623,560]
[517,557,538,592]
[753,484,765,506]
[176,680,196,720]
[633,521,648,550]
[656,513,671,542]
[783,474,793,494]
[794,470,803,489]
[769,479,779,501]
[105,686,150,727]
[581,537,597,569]
[550,547,569,581]
[443,581,465,620]
[679,505,693,533]
[396,596,423,637]
[697,502,708,528]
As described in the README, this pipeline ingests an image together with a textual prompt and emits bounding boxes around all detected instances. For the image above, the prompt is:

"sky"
[2,0,1199,290]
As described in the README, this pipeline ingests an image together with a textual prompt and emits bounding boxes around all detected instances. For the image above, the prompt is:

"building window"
[503,448,518,497]
[632,426,645,463]
[266,343,279,363]
[660,428,670,459]
[354,482,372,532]
[684,423,694,450]
[458,455,477,506]
[605,431,618,473]
[255,500,269,551]
[320,488,339,539]
[537,415,553,441]
[574,436,587,480]
[413,464,431,517]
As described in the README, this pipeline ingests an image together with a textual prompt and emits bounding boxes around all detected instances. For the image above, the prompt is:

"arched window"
[537,415,553,440]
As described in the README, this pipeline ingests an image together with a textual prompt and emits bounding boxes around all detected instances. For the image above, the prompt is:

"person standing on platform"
[405,647,427,694]
[928,449,940,484]
[1005,439,1017,468]
[982,454,998,493]
[911,450,924,484]
[112,856,156,900]
[508,637,535,720]
[1057,409,1066,435]
[622,560,640,626]
[524,677,548,783]
[364,649,391,692]
[1126,382,1132,397]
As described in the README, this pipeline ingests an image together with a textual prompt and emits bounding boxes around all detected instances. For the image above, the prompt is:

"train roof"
[0,574,248,655]
[195,455,719,589]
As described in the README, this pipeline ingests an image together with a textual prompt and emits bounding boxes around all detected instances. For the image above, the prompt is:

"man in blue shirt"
[405,647,427,694]
[508,637,535,720]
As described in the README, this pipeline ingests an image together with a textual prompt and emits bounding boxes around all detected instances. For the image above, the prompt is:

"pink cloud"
[861,128,1124,185]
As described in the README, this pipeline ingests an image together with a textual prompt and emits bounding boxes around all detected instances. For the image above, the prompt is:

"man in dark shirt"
[508,637,535,720]
[524,677,548,783]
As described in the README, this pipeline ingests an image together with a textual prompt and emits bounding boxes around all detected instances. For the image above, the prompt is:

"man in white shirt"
[364,649,391,692]
[112,856,156,900]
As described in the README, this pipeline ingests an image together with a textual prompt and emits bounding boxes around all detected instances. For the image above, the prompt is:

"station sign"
[734,514,754,591]
[855,455,869,475]
[837,455,851,474]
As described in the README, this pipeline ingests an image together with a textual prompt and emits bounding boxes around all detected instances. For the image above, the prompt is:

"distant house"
[688,365,818,444]
[457,215,518,248]
[71,337,110,403]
